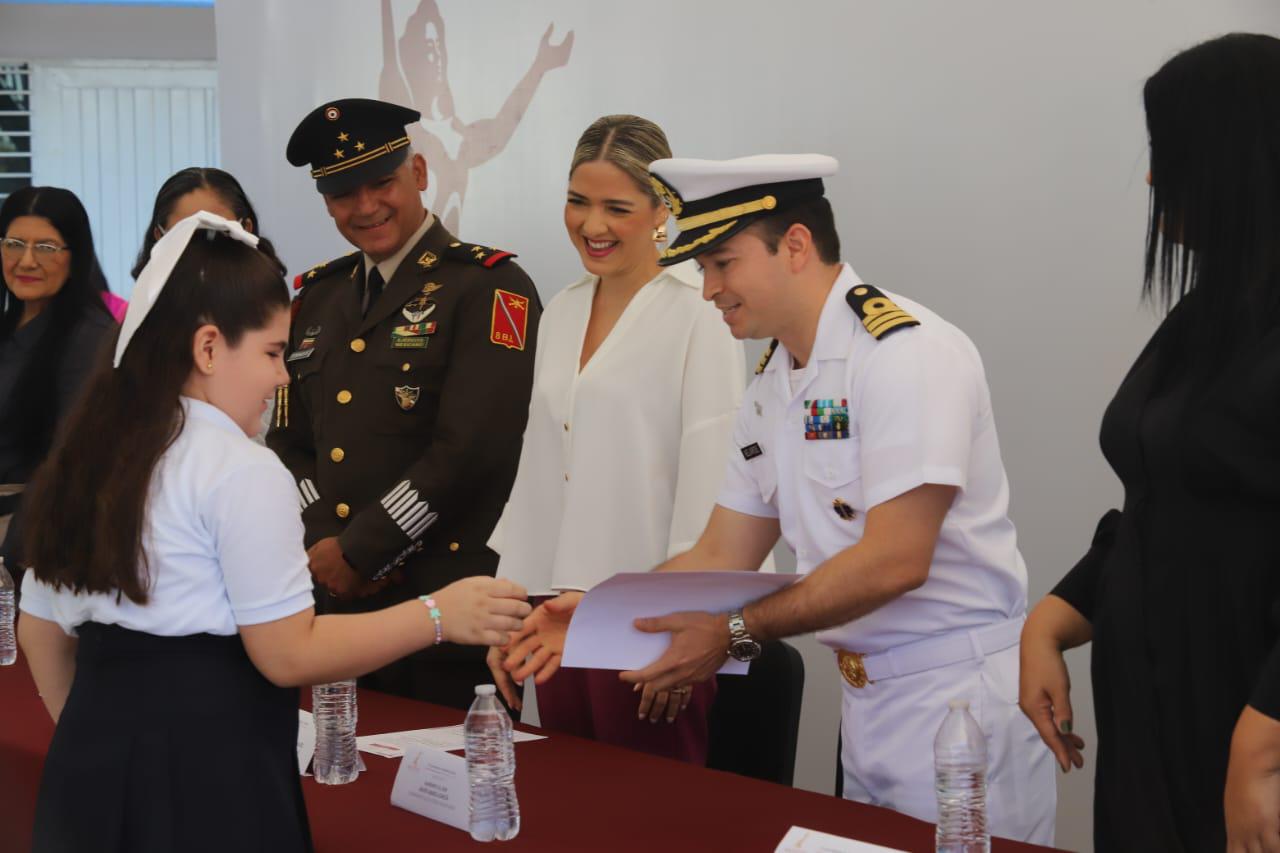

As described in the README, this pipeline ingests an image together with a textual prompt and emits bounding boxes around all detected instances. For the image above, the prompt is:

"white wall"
[0,3,216,62]
[215,3,1280,850]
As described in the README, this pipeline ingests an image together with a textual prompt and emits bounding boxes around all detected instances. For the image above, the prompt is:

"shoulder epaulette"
[755,339,779,374]
[292,251,360,292]
[845,284,920,340]
[445,240,516,269]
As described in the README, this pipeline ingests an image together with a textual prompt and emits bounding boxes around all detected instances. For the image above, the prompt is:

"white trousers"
[839,643,1056,846]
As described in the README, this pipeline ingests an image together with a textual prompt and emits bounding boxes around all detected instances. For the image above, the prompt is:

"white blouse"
[491,261,748,594]
[20,397,315,636]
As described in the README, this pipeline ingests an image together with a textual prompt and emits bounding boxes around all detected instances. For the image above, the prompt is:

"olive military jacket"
[267,219,540,612]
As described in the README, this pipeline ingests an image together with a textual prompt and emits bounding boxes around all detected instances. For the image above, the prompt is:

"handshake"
[430,578,709,725]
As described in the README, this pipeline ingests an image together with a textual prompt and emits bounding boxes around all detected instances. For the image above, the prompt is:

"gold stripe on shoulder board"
[755,339,779,374]
[845,284,920,340]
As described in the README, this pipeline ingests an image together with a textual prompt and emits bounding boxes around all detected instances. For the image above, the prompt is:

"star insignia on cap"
[355,140,366,152]
[337,131,349,142]
[334,148,345,159]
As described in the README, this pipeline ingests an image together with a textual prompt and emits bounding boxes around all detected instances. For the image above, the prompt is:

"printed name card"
[390,743,470,831]
[775,826,906,853]
[297,710,316,775]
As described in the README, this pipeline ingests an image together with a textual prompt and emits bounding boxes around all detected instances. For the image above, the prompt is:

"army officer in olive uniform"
[268,98,540,709]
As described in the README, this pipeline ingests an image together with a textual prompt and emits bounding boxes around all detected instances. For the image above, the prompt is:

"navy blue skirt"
[33,623,312,852]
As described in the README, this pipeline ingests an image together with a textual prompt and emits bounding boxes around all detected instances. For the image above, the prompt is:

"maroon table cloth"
[1,656,1064,852]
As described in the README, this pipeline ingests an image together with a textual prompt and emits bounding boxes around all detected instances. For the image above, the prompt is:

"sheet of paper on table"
[358,723,546,759]
[775,825,907,853]
[561,571,796,674]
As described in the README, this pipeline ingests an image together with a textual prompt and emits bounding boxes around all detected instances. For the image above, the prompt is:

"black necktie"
[364,266,385,316]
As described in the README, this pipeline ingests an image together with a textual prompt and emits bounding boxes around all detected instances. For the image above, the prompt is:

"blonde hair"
[569,115,672,205]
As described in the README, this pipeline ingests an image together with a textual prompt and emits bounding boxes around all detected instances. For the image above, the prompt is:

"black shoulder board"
[293,251,360,293]
[845,284,920,340]
[755,339,779,375]
[445,240,517,269]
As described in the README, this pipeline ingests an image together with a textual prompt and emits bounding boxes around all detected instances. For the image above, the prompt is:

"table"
[1,657,1063,852]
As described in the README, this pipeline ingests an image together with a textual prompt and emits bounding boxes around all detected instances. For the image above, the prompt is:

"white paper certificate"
[560,571,796,674]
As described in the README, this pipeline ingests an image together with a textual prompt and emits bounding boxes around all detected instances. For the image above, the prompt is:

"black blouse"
[0,306,113,561]
[1053,298,1280,851]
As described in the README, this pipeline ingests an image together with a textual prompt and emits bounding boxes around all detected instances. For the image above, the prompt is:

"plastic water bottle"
[0,559,15,666]
[464,684,520,842]
[934,698,990,853]
[312,680,359,784]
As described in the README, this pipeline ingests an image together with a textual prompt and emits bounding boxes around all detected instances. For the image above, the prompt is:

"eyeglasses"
[0,237,70,261]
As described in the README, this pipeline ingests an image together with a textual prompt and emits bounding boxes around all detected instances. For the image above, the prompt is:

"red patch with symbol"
[490,289,529,351]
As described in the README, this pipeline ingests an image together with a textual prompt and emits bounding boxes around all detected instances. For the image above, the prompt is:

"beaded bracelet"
[419,596,443,645]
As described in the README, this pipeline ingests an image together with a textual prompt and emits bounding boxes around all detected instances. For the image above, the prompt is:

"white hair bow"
[113,210,261,368]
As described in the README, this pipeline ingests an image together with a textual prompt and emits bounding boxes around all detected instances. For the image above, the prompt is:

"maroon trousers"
[534,666,715,766]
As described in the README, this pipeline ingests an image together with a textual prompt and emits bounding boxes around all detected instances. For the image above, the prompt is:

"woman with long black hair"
[1019,33,1280,852]
[0,186,115,566]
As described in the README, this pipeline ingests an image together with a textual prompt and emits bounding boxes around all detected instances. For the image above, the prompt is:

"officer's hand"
[635,681,694,724]
[306,537,364,600]
[503,591,582,684]
[431,577,531,648]
[487,644,522,712]
[1226,706,1280,853]
[619,611,729,694]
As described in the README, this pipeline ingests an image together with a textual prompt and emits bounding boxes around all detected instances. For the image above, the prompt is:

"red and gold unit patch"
[490,289,529,351]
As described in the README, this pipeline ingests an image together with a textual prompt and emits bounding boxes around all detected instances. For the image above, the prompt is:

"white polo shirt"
[716,265,1028,654]
[20,397,315,637]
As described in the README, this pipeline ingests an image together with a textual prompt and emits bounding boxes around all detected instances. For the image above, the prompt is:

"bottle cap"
[476,684,497,696]
[947,698,970,710]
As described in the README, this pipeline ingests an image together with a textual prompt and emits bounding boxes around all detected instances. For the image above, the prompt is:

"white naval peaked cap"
[650,154,839,203]
[648,154,839,266]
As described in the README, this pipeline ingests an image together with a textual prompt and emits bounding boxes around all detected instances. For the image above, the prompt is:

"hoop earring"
[652,224,668,244]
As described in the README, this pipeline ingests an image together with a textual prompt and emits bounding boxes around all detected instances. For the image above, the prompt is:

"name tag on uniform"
[287,338,318,362]
[804,399,849,440]
[741,442,764,460]
[392,322,436,349]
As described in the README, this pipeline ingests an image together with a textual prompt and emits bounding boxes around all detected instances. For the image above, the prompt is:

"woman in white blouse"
[486,115,747,764]
[16,214,528,853]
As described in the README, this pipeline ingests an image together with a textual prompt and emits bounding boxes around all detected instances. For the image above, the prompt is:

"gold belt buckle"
[838,649,872,688]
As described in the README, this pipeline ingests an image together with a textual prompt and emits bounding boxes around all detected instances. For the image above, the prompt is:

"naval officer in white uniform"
[611,154,1057,843]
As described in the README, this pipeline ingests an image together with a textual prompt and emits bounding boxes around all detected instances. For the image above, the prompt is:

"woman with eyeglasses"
[132,167,284,279]
[0,186,116,571]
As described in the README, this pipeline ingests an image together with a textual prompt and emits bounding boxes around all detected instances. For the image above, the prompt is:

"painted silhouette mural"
[380,0,574,232]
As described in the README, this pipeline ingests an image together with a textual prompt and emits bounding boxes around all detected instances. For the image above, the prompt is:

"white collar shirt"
[716,264,1028,653]
[491,261,751,594]
[20,398,315,636]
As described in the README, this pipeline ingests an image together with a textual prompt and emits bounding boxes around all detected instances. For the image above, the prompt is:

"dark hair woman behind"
[131,167,284,278]
[0,186,115,566]
[1018,33,1280,852]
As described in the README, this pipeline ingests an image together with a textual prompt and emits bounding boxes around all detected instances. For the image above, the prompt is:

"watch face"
[729,638,762,662]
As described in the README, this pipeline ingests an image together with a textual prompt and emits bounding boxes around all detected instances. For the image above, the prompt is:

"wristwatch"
[727,610,762,662]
